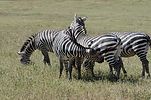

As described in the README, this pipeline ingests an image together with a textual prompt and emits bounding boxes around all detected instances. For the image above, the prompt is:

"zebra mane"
[19,34,36,53]
[69,15,87,39]
[65,27,92,49]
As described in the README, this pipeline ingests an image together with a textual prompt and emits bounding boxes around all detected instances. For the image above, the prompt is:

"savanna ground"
[0,0,151,99]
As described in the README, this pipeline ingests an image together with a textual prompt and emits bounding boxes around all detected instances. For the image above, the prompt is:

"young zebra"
[52,27,99,80]
[83,32,151,78]
[68,14,122,79]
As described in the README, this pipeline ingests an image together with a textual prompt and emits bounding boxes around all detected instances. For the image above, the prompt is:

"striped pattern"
[83,32,151,78]
[111,32,151,78]
[69,15,122,79]
[18,15,90,80]
[18,29,62,65]
[52,28,97,80]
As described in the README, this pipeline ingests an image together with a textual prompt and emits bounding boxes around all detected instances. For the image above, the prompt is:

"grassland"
[0,0,151,99]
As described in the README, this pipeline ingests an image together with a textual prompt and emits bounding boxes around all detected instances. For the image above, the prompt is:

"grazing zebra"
[68,14,122,79]
[83,32,151,78]
[18,29,60,65]
[52,27,100,80]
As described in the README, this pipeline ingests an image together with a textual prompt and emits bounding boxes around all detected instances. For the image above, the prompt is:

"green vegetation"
[0,0,151,99]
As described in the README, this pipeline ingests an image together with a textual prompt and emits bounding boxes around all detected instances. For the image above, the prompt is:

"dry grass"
[0,0,151,99]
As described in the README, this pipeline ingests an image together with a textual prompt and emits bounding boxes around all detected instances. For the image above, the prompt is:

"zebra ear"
[74,13,77,20]
[82,17,87,21]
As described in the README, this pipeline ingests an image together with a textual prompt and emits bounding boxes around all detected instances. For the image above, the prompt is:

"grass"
[0,0,151,99]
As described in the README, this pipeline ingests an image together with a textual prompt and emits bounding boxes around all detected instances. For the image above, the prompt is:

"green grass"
[1,0,151,99]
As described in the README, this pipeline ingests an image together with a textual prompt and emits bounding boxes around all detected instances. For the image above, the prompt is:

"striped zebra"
[83,32,151,78]
[18,15,88,66]
[52,27,100,80]
[18,15,102,80]
[18,29,60,65]
[68,14,122,79]
[17,27,92,80]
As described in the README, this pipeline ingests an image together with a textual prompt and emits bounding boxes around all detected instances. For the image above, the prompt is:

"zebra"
[51,27,100,80]
[18,15,88,66]
[67,14,122,79]
[18,15,92,80]
[18,15,102,80]
[18,29,60,66]
[83,32,151,78]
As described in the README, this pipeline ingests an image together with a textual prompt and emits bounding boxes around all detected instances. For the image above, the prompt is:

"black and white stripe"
[83,32,151,78]
[52,28,98,80]
[112,32,151,78]
[68,15,122,79]
[18,29,62,65]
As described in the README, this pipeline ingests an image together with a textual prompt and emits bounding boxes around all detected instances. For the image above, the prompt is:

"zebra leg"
[65,62,69,79]
[145,60,150,78]
[59,59,64,78]
[88,61,95,77]
[63,61,69,79]
[118,57,127,77]
[75,59,82,79]
[144,60,150,78]
[135,49,150,78]
[91,65,95,77]
[109,65,113,76]
[141,58,150,78]
[133,43,150,78]
[109,59,121,80]
[68,60,73,80]
[41,51,51,66]
[108,64,118,81]
[116,59,122,79]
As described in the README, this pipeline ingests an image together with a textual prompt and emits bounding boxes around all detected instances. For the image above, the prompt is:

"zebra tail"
[116,37,121,48]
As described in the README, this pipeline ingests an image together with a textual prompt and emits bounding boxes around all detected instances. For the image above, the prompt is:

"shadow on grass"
[80,70,140,84]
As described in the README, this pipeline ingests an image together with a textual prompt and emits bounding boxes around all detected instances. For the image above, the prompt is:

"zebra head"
[69,14,87,39]
[18,51,31,65]
[73,14,87,26]
[18,35,36,65]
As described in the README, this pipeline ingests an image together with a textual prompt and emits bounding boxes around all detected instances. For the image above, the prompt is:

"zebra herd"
[18,14,151,80]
